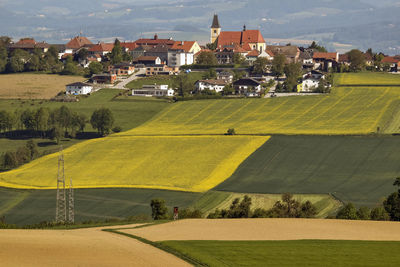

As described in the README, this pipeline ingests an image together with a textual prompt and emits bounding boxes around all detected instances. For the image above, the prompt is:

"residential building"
[266,45,300,63]
[8,38,50,53]
[217,71,234,83]
[145,65,178,76]
[233,78,262,96]
[134,56,162,66]
[195,80,228,93]
[313,52,339,70]
[167,49,194,67]
[299,70,325,92]
[92,73,117,84]
[132,84,174,97]
[66,36,93,51]
[134,34,175,48]
[130,45,151,60]
[246,50,260,64]
[382,56,400,72]
[88,43,114,56]
[299,51,314,69]
[109,63,135,76]
[145,44,169,64]
[171,41,201,55]
[66,82,93,95]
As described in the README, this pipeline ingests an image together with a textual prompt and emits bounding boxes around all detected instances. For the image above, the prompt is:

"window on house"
[214,30,217,33]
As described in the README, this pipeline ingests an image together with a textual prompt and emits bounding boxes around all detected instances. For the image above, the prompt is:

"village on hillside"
[0,14,399,99]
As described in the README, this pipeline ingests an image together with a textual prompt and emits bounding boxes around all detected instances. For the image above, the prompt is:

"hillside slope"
[215,135,400,206]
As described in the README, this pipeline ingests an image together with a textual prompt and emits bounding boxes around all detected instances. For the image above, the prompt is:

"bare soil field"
[0,225,190,267]
[0,74,84,99]
[123,219,400,241]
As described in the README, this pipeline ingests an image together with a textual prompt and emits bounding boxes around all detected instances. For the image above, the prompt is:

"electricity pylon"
[55,147,67,223]
[68,177,74,224]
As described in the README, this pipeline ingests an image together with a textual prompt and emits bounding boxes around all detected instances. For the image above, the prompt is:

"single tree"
[271,54,286,77]
[88,61,103,75]
[150,199,169,220]
[196,51,218,65]
[347,49,366,72]
[90,108,114,136]
[356,207,371,220]
[284,62,302,92]
[336,203,359,220]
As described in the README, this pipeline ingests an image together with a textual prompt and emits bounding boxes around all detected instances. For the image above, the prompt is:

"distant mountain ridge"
[0,0,399,54]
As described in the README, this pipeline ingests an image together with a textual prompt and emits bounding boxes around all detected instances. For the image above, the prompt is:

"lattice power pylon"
[55,147,67,223]
[68,177,75,224]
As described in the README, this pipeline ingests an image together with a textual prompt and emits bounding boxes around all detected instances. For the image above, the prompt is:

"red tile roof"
[171,41,196,52]
[382,56,400,64]
[66,36,93,49]
[16,38,36,45]
[247,50,259,57]
[136,56,159,61]
[313,52,338,61]
[88,43,114,52]
[265,49,274,57]
[121,42,138,51]
[135,35,175,47]
[217,30,265,48]
[339,54,349,63]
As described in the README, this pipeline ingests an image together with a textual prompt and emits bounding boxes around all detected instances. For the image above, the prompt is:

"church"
[210,14,266,53]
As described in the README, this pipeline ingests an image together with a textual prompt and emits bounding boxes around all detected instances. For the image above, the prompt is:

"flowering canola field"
[126,87,400,135]
[0,136,269,192]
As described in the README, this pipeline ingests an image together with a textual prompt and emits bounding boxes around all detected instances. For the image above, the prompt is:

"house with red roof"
[170,41,201,55]
[313,52,339,71]
[66,36,93,51]
[8,38,50,53]
[88,43,114,56]
[134,34,175,48]
[382,56,400,72]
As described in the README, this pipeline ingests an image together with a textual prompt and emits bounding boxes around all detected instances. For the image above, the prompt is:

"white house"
[132,84,174,97]
[233,78,262,96]
[300,70,326,92]
[167,49,194,67]
[66,82,93,95]
[195,80,227,93]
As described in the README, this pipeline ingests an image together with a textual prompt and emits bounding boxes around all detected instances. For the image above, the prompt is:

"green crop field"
[192,191,341,218]
[0,135,268,192]
[127,86,400,135]
[161,240,400,266]
[0,89,169,154]
[215,135,400,206]
[335,72,400,86]
[126,72,204,89]
[0,187,201,226]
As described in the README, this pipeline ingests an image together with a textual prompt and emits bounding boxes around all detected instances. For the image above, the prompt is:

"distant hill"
[0,0,399,54]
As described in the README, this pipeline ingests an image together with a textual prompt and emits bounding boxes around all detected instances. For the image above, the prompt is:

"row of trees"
[0,106,116,140]
[208,193,317,219]
[335,178,400,221]
[1,140,39,170]
[150,199,203,220]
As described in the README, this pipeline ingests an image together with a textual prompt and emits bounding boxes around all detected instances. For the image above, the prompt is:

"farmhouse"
[313,52,339,70]
[299,70,325,92]
[132,84,174,97]
[233,78,262,96]
[266,45,300,63]
[7,38,50,53]
[382,56,400,72]
[66,82,93,95]
[66,36,93,51]
[195,80,228,93]
[88,43,114,56]
[92,73,117,84]
[217,71,234,83]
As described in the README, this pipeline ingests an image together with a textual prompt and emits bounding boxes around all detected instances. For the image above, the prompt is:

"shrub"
[370,207,390,221]
[336,203,359,220]
[178,208,203,219]
[112,126,122,133]
[225,128,236,135]
[356,206,371,220]
[150,199,169,220]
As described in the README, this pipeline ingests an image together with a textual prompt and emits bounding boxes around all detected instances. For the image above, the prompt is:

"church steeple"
[210,14,221,44]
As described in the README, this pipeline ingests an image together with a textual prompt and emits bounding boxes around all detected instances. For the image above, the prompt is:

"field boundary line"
[103,227,207,266]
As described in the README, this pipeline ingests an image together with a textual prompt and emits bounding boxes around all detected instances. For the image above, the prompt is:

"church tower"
[210,14,221,44]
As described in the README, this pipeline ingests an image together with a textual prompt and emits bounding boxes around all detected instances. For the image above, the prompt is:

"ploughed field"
[0,226,190,267]
[0,74,84,99]
[0,136,269,192]
[215,135,400,206]
[127,87,400,135]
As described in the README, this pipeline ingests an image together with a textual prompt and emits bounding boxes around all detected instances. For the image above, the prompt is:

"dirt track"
[122,219,400,241]
[0,225,190,267]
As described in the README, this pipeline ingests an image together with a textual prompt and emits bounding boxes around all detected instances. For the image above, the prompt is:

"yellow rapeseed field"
[125,87,400,135]
[0,136,269,192]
